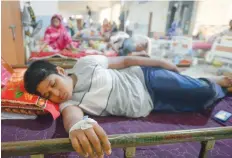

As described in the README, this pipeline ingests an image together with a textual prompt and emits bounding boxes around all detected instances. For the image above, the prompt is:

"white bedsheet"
[1,112,37,120]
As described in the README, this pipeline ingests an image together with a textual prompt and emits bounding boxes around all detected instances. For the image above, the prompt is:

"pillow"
[1,68,60,120]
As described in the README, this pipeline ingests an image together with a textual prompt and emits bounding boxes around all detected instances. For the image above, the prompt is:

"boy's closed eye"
[47,81,56,98]
[42,81,55,99]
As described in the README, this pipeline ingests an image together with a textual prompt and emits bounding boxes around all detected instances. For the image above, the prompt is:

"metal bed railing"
[2,127,232,158]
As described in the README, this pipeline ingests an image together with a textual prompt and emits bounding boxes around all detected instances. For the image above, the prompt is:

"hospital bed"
[2,65,232,158]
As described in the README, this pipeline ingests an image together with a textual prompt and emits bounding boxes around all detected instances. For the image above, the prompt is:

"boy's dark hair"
[24,60,58,95]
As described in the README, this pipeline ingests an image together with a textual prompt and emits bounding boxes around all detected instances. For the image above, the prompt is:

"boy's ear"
[56,66,66,75]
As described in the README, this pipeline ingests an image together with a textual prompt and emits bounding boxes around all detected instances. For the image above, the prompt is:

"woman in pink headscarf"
[43,14,78,52]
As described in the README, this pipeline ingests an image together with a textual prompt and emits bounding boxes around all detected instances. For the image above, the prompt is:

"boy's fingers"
[70,135,86,157]
[85,128,103,157]
[93,124,112,155]
[77,131,94,157]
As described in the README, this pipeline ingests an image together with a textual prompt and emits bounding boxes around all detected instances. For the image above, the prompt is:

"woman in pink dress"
[44,14,79,52]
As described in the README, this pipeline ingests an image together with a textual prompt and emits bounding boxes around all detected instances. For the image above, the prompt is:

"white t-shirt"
[60,55,153,118]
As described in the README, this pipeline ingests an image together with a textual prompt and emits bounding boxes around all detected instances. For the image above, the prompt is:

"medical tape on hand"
[69,116,97,138]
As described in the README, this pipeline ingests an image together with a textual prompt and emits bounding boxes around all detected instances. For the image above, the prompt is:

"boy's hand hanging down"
[62,106,111,158]
[69,123,111,158]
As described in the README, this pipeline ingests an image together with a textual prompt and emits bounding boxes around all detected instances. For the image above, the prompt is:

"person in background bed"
[24,55,232,158]
[43,14,78,52]
[106,31,150,57]
[88,40,108,53]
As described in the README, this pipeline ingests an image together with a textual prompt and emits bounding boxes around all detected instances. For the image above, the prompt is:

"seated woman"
[43,14,79,52]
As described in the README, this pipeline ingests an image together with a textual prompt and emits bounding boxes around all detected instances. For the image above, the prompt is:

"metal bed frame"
[2,127,232,158]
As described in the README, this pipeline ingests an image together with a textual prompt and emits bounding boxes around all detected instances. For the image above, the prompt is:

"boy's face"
[36,67,73,104]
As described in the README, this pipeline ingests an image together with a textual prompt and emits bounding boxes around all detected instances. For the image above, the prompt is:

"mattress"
[2,95,232,158]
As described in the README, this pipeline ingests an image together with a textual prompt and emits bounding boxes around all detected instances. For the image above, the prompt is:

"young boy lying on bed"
[24,56,231,158]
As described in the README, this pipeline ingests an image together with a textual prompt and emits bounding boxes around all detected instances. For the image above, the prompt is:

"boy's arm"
[107,56,179,72]
[62,105,111,157]
[128,52,150,57]
[62,105,84,132]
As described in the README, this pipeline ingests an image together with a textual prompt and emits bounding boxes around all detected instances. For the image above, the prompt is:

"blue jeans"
[141,67,226,112]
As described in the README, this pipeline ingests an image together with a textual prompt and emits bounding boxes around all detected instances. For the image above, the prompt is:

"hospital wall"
[195,0,232,26]
[192,0,232,35]
[20,1,59,38]
[126,1,169,36]
[20,1,59,16]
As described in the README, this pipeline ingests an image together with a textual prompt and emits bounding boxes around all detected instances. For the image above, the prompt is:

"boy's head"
[24,60,74,104]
